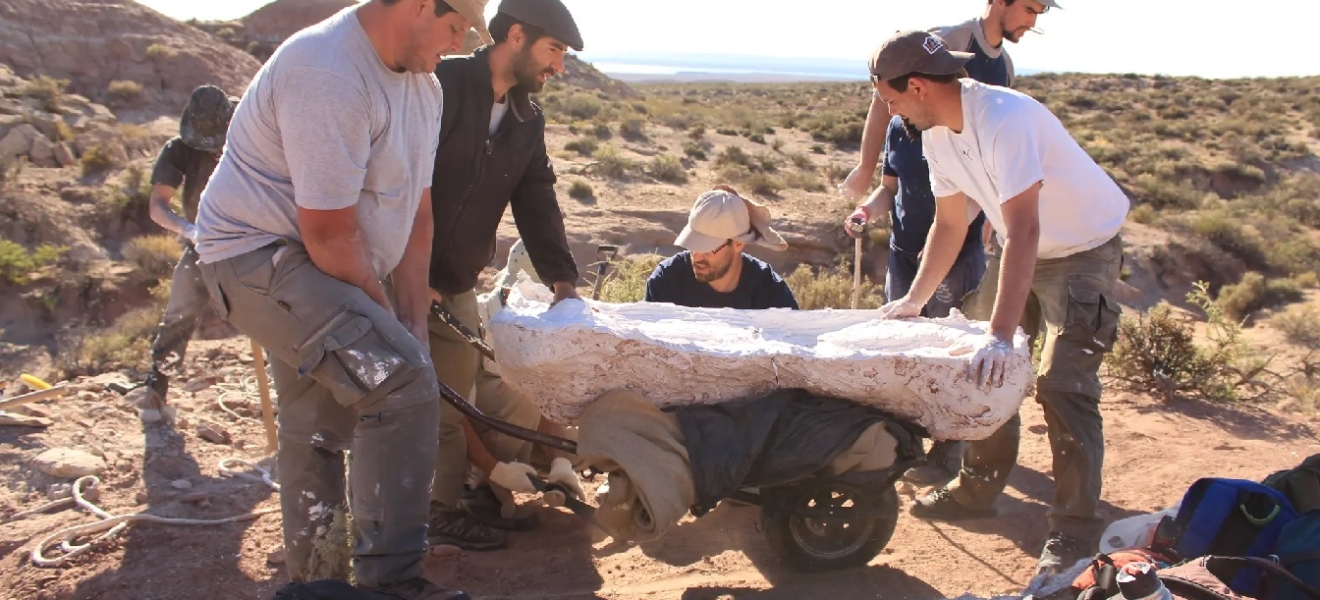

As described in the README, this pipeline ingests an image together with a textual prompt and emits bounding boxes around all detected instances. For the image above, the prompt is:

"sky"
[133,0,1320,79]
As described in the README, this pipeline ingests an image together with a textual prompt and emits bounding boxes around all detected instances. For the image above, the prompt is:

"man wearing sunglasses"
[867,30,1128,576]
[840,0,1059,488]
[645,186,798,311]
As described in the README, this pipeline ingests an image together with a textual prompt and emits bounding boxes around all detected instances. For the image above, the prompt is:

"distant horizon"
[132,0,1320,80]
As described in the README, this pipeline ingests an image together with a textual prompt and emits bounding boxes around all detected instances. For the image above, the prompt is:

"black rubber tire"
[762,483,899,573]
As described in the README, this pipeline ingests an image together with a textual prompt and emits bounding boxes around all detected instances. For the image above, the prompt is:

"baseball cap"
[868,30,973,83]
[179,85,236,153]
[443,0,493,46]
[675,187,788,253]
[496,0,584,51]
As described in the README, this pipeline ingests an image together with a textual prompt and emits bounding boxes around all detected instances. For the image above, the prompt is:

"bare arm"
[463,417,498,475]
[148,184,190,235]
[391,188,434,345]
[857,95,889,178]
[987,183,1042,342]
[859,175,899,221]
[296,205,392,314]
[904,192,973,306]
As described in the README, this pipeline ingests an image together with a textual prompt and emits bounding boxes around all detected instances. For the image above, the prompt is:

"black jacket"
[429,48,578,295]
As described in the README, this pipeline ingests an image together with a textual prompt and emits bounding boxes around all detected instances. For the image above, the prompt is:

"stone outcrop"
[0,0,261,115]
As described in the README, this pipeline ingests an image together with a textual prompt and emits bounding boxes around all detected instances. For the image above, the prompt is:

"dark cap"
[179,85,236,153]
[496,0,584,51]
[868,30,973,83]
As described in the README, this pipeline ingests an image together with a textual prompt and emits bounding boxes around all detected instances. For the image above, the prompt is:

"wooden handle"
[851,237,863,309]
[250,338,278,454]
[0,385,68,411]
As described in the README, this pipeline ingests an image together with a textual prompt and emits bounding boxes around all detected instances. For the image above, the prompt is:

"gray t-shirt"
[194,7,442,279]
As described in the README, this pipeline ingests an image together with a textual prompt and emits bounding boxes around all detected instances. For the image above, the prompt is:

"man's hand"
[982,219,995,250]
[844,206,870,239]
[878,296,923,320]
[550,281,579,307]
[399,317,428,351]
[490,461,538,494]
[181,223,200,246]
[548,456,585,500]
[955,333,1015,390]
[837,166,872,201]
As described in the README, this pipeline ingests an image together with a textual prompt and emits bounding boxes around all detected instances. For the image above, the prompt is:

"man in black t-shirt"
[645,186,798,310]
[138,85,236,413]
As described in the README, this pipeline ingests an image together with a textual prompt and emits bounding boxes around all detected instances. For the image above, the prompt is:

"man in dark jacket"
[425,0,584,551]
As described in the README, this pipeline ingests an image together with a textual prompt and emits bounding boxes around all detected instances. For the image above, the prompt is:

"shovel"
[590,244,619,301]
[847,218,866,309]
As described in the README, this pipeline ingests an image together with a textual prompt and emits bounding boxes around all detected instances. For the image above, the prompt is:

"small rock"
[170,479,193,490]
[32,448,106,478]
[139,409,163,424]
[53,142,75,167]
[13,404,50,418]
[116,460,135,473]
[135,491,149,504]
[125,386,152,409]
[233,439,249,450]
[428,544,462,558]
[185,377,217,393]
[180,492,209,504]
[47,483,73,501]
[78,391,97,402]
[267,547,287,566]
[176,416,191,431]
[197,420,232,445]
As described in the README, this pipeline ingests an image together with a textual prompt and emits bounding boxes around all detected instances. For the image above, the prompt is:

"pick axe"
[590,244,619,301]
[846,218,866,309]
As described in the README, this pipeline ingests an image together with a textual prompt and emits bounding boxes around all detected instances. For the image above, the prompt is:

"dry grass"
[0,239,67,284]
[783,261,883,310]
[596,254,663,303]
[1272,303,1320,348]
[122,234,182,280]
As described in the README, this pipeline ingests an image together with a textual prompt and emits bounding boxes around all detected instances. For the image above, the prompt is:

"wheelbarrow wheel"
[762,481,898,572]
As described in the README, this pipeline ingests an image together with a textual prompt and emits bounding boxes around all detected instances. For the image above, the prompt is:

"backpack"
[1173,478,1299,595]
[1264,454,1320,514]
[1068,548,1179,600]
[1275,510,1320,600]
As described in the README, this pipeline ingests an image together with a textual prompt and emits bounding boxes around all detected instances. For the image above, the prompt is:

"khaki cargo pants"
[951,235,1123,543]
[149,244,210,374]
[198,241,440,588]
[429,291,547,508]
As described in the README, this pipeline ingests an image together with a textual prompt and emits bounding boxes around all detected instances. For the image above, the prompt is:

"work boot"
[137,368,171,411]
[427,502,507,550]
[1036,531,1091,576]
[459,484,540,531]
[909,488,997,521]
[903,440,964,486]
[368,577,470,600]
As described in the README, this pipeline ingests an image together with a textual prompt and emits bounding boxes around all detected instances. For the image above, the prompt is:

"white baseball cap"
[675,187,788,253]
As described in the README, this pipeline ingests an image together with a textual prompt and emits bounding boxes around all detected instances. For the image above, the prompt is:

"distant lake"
[580,53,869,83]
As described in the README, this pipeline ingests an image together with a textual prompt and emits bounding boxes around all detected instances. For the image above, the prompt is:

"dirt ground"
[0,334,1315,600]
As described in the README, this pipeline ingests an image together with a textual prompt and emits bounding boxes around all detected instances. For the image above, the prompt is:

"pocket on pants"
[1060,285,1122,355]
[199,267,230,320]
[294,310,422,408]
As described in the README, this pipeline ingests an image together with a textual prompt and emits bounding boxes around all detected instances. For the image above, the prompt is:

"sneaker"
[368,577,470,600]
[459,485,540,532]
[909,488,998,521]
[1036,532,1091,576]
[427,503,507,551]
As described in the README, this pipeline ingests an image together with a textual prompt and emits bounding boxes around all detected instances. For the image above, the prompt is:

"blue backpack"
[1275,509,1320,600]
[1173,478,1299,595]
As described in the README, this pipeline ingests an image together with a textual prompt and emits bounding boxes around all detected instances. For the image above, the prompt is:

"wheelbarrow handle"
[435,378,579,456]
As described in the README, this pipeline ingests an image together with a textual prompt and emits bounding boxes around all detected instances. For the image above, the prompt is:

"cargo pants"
[147,244,209,378]
[949,235,1123,543]
[198,241,440,588]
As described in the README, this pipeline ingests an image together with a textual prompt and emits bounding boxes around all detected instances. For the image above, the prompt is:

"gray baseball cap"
[868,30,973,83]
[496,0,584,51]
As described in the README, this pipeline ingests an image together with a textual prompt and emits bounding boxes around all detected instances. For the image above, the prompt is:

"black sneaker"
[909,488,998,521]
[1036,531,1091,575]
[367,577,470,600]
[459,485,541,531]
[427,503,507,551]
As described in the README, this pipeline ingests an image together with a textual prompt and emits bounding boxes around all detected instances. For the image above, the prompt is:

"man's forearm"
[989,233,1038,342]
[149,191,190,234]
[392,201,434,335]
[305,227,391,312]
[856,96,888,172]
[861,185,896,219]
[906,222,964,306]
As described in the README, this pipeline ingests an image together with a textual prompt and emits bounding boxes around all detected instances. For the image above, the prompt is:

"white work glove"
[543,457,585,508]
[181,224,200,246]
[953,333,1014,390]
[489,461,538,494]
[837,165,871,201]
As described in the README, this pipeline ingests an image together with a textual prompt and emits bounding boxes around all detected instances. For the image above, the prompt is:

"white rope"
[26,458,281,567]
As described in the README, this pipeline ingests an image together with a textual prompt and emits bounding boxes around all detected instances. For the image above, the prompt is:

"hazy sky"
[134,0,1320,79]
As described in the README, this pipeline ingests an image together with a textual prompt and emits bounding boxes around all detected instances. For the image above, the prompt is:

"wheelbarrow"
[430,297,926,573]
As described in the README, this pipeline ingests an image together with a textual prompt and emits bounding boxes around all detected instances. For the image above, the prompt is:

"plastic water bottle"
[1116,562,1173,600]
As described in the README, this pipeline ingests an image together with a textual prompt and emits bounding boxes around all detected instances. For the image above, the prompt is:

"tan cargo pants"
[950,235,1123,543]
[198,241,440,588]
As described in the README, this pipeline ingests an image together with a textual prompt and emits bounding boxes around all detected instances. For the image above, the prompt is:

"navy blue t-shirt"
[644,252,799,310]
[882,117,985,256]
[963,33,1012,88]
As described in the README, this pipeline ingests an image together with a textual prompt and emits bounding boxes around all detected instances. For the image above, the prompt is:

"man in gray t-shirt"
[193,1,487,597]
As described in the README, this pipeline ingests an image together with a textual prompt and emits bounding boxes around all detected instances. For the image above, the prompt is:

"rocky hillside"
[240,0,356,43]
[0,0,261,115]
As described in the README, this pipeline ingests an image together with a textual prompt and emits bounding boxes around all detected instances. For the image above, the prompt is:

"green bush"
[79,144,118,176]
[783,262,882,310]
[563,137,598,156]
[1271,303,1320,347]
[683,141,708,161]
[1217,272,1304,322]
[593,144,633,180]
[597,255,663,303]
[123,234,182,280]
[648,154,687,184]
[107,80,143,105]
[21,75,68,113]
[0,239,67,284]
[619,117,647,141]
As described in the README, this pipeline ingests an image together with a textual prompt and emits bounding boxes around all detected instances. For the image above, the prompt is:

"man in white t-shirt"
[868,30,1129,575]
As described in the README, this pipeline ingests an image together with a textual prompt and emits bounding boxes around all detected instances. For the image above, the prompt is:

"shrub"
[783,262,882,310]
[567,179,593,201]
[683,141,708,161]
[61,307,160,377]
[648,154,687,184]
[593,144,633,180]
[563,93,603,120]
[146,43,178,59]
[688,124,706,140]
[107,80,143,105]
[0,239,67,284]
[79,144,118,176]
[783,171,825,192]
[592,122,612,140]
[788,152,814,170]
[563,137,598,156]
[716,145,752,168]
[597,254,663,303]
[619,117,647,141]
[103,165,151,212]
[1272,303,1320,347]
[1216,272,1304,322]
[123,234,182,280]
[745,172,783,196]
[21,75,69,113]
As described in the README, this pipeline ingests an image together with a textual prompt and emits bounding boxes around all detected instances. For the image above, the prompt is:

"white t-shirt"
[923,80,1129,259]
[490,98,509,135]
